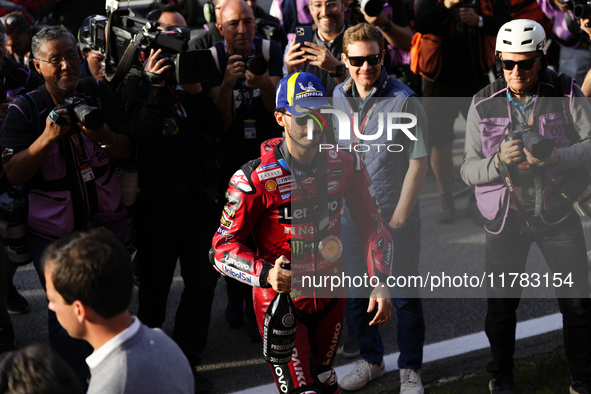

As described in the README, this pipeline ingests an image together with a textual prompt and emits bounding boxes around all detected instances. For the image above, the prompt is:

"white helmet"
[495,19,546,54]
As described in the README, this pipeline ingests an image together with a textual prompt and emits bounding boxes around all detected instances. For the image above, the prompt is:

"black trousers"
[135,198,220,367]
[484,211,591,381]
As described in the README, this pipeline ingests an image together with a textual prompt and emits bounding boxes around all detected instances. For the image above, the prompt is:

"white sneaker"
[400,369,424,394]
[339,360,385,391]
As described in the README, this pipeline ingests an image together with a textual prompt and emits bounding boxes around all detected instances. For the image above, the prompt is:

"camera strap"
[552,72,575,135]
[103,11,140,85]
[498,159,542,217]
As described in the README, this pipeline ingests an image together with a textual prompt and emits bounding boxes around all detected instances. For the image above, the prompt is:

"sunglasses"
[346,54,381,67]
[284,111,328,128]
[500,56,540,71]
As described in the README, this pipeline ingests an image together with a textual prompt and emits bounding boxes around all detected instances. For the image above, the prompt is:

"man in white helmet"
[461,19,591,394]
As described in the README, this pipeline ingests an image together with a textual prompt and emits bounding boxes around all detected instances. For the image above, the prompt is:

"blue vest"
[334,68,418,220]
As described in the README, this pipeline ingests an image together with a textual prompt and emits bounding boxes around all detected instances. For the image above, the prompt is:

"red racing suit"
[211,140,393,394]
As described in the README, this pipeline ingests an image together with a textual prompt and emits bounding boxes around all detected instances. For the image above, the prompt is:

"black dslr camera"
[559,0,591,20]
[359,0,385,16]
[49,97,105,133]
[504,124,555,162]
[245,53,268,76]
[83,0,212,85]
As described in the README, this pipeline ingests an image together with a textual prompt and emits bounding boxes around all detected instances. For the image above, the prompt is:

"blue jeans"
[28,233,91,388]
[341,213,425,369]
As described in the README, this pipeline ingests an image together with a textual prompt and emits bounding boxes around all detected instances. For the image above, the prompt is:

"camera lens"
[361,0,384,17]
[74,105,104,132]
[247,55,268,76]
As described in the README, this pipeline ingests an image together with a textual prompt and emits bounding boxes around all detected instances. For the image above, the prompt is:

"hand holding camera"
[222,55,247,89]
[523,146,560,167]
[45,108,72,141]
[496,138,524,168]
[245,68,271,90]
[360,7,389,27]
[497,126,559,169]
[79,121,113,147]
[144,48,172,88]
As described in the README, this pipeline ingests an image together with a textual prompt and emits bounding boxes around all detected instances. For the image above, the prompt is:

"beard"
[316,15,343,34]
[287,126,323,150]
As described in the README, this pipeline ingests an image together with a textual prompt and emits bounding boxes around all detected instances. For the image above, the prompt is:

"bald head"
[220,0,254,23]
[219,0,255,56]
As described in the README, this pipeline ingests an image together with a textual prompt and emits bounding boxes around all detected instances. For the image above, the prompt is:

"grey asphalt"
[10,116,589,393]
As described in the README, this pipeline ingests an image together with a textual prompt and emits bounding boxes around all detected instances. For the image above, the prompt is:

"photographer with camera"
[415,0,509,224]
[538,0,591,84]
[461,20,591,394]
[207,0,283,170]
[117,11,223,392]
[0,25,131,387]
[205,0,283,343]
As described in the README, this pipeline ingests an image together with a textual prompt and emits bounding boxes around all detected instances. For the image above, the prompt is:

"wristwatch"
[478,16,484,28]
[100,132,118,150]
[330,64,346,78]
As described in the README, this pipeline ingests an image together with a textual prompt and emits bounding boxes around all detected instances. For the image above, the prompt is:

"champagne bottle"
[263,263,297,364]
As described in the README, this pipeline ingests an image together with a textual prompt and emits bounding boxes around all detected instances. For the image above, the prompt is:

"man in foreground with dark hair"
[42,228,194,394]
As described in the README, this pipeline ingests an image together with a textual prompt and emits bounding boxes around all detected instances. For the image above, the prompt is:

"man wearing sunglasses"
[461,19,591,394]
[333,23,428,394]
[212,71,394,394]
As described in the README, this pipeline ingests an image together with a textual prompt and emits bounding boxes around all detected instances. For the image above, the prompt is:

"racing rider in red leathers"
[211,72,394,394]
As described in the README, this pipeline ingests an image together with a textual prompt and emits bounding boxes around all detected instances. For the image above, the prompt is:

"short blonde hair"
[342,23,384,56]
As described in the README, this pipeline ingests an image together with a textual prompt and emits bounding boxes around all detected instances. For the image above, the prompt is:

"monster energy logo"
[290,239,313,261]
